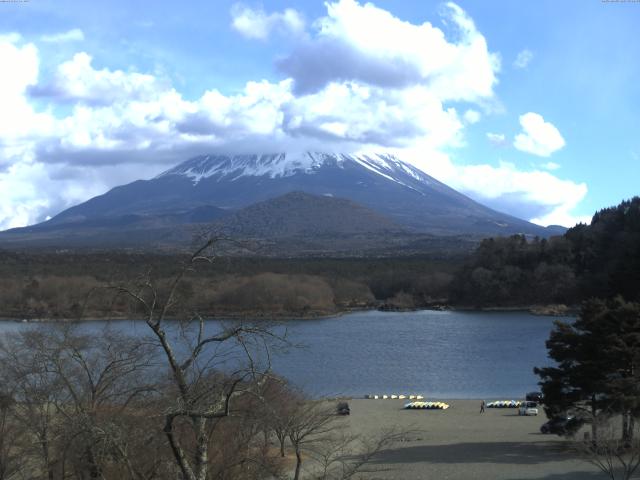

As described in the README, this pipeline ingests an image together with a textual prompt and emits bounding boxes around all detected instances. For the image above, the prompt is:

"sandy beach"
[342,399,602,480]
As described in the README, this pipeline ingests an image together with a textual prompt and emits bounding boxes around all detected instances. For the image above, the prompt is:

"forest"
[452,197,640,308]
[0,253,459,320]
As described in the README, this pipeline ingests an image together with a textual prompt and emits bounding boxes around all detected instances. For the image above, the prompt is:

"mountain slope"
[44,152,558,237]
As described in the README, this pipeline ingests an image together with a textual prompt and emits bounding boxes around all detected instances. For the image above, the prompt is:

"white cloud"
[0,162,51,229]
[0,32,22,43]
[0,39,54,160]
[463,109,481,124]
[278,0,500,100]
[455,162,584,209]
[0,161,149,230]
[179,79,294,138]
[513,49,533,69]
[282,82,464,148]
[398,148,588,227]
[486,132,507,146]
[231,4,305,40]
[531,208,591,228]
[30,52,162,104]
[40,28,85,43]
[513,112,565,157]
[541,161,560,171]
[0,40,39,132]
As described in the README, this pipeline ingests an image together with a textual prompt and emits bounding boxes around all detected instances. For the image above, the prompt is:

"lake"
[0,309,563,399]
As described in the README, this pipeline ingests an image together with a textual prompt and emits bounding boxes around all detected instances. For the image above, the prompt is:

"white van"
[518,401,539,416]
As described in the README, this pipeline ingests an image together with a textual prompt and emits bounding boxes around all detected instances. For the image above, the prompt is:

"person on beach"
[480,400,485,413]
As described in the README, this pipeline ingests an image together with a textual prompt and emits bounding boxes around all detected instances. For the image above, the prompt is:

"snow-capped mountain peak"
[156,152,433,190]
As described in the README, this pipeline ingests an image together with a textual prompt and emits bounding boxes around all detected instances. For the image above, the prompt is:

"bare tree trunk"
[86,446,102,479]
[194,417,209,480]
[591,396,598,443]
[40,433,54,480]
[164,416,196,480]
[623,413,629,443]
[293,446,302,480]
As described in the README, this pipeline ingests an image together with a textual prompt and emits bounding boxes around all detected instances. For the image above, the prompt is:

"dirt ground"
[341,399,604,480]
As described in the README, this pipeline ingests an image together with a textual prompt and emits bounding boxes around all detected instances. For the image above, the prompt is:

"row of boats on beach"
[404,401,450,410]
[486,400,526,408]
[363,394,449,410]
[363,396,533,411]
[364,394,424,400]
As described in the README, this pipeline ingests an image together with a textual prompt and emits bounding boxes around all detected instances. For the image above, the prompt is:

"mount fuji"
[0,152,564,252]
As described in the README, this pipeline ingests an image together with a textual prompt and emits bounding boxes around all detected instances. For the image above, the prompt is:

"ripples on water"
[271,310,560,398]
[0,310,563,399]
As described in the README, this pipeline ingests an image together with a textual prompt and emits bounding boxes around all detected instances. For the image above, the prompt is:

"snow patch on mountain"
[156,151,434,193]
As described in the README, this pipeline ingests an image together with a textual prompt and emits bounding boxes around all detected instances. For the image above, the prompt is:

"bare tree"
[0,329,64,480]
[274,394,405,480]
[205,404,284,480]
[0,392,26,480]
[0,325,160,480]
[256,376,299,458]
[577,415,640,480]
[111,239,285,480]
[286,400,342,480]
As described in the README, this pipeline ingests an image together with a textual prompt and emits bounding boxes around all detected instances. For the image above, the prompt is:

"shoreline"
[0,303,577,324]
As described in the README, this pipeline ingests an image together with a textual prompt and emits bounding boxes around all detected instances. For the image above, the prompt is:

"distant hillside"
[218,191,402,237]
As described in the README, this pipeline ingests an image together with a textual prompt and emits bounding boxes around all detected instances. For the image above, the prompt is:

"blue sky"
[0,0,638,229]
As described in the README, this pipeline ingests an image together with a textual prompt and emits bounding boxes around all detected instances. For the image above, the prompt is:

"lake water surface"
[0,310,563,399]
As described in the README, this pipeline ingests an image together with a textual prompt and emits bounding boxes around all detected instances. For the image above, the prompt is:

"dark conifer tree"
[535,298,640,441]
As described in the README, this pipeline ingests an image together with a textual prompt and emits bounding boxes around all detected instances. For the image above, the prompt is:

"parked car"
[336,402,350,415]
[518,401,539,416]
[526,391,543,402]
[540,415,582,435]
